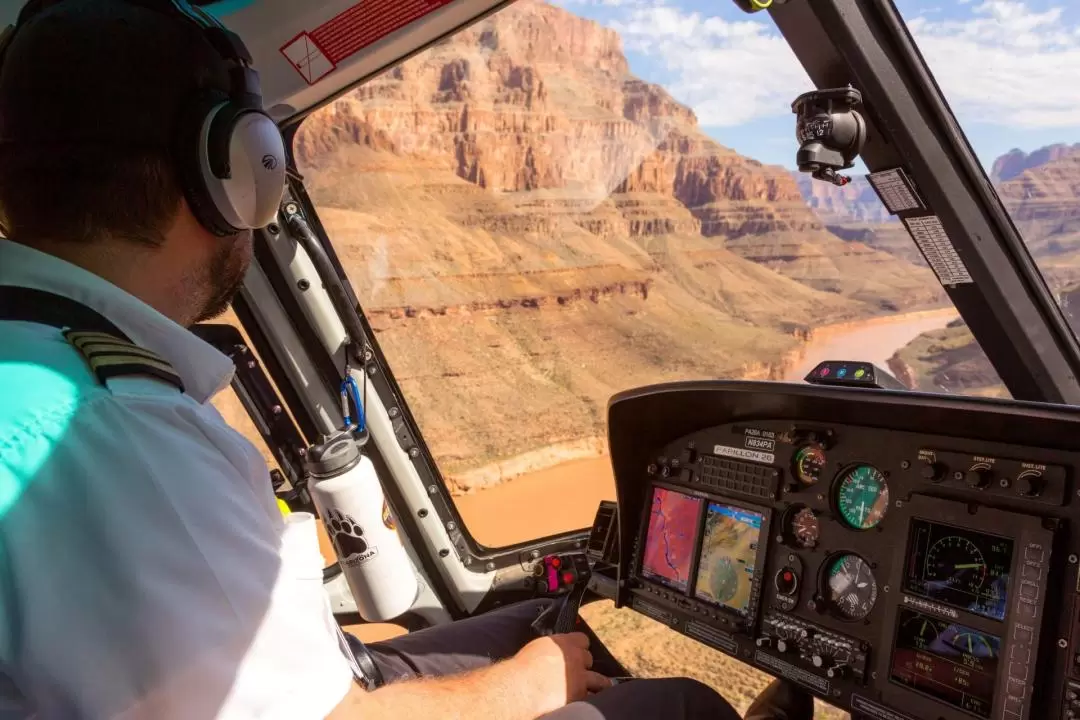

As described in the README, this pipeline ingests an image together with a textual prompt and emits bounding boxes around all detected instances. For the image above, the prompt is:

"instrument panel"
[604,382,1080,720]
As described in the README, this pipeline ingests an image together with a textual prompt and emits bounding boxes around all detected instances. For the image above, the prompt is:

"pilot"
[0,0,812,718]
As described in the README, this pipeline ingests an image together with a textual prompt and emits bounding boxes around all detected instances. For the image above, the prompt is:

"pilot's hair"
[0,145,181,248]
[0,0,232,247]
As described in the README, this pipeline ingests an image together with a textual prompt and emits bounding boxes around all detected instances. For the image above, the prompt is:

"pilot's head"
[0,0,286,325]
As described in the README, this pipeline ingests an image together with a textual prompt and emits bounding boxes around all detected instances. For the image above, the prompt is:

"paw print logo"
[326,508,368,558]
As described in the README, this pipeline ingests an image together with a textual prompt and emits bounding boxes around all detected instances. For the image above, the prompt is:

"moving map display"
[694,502,764,614]
[903,519,1013,621]
[641,487,703,591]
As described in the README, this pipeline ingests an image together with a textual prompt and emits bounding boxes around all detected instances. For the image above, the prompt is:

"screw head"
[1070,554,1078,564]
[900,460,910,470]
[530,550,540,559]
[408,447,420,458]
[418,509,428,519]
[438,549,449,558]
[389,407,400,418]
[1060,638,1069,649]
[447,521,457,532]
[486,562,496,571]
[428,485,438,494]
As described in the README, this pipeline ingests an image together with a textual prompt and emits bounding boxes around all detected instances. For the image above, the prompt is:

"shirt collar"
[0,239,235,404]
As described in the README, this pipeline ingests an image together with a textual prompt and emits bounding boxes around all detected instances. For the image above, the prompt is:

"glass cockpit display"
[693,502,764,615]
[903,519,1013,621]
[891,608,1001,719]
[641,487,703,592]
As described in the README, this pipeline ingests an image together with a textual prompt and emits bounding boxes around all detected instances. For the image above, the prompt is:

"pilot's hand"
[511,632,612,714]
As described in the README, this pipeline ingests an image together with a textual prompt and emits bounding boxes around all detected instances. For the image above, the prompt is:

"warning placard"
[281,0,456,85]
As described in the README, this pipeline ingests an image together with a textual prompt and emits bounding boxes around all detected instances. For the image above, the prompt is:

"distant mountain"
[991,143,1080,184]
[893,143,1080,397]
[793,174,892,225]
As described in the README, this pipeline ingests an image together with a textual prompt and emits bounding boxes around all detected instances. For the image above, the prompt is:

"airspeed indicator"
[835,465,889,530]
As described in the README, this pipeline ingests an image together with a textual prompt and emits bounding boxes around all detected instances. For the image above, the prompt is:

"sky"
[551,0,1080,171]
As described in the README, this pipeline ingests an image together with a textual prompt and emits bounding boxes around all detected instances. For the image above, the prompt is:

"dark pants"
[366,599,741,720]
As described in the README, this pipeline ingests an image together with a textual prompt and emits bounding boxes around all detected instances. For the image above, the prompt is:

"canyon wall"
[288,0,941,478]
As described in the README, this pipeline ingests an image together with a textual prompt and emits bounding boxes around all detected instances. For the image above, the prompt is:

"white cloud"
[907,1,1080,128]
[591,0,1080,130]
[608,7,811,126]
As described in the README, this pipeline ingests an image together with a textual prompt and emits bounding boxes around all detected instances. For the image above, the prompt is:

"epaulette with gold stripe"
[63,330,185,393]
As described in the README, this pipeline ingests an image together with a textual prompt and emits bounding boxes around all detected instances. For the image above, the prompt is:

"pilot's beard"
[194,230,253,324]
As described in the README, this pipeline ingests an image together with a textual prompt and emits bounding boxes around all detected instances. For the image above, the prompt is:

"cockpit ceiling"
[0,0,513,124]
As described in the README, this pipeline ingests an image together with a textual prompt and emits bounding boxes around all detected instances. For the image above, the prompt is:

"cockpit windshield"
[892,0,1080,381]
[291,0,1053,544]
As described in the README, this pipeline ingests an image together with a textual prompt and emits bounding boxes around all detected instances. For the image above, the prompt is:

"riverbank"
[783,306,958,381]
[454,306,959,547]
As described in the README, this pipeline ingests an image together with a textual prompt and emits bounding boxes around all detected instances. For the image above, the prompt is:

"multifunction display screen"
[891,608,1001,718]
[641,486,703,591]
[903,519,1013,621]
[693,502,764,615]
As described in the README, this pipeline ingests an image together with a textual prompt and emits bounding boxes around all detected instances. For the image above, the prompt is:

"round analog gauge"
[925,535,987,592]
[793,444,827,486]
[835,465,889,530]
[790,507,820,548]
[825,553,878,620]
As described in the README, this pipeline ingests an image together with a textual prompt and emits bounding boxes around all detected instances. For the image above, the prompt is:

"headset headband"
[0,0,261,107]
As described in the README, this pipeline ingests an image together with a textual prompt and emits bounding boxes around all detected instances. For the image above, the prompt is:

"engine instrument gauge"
[793,444,827,486]
[925,535,987,591]
[945,630,997,659]
[902,612,939,647]
[835,465,889,530]
[790,507,820,548]
[825,553,878,620]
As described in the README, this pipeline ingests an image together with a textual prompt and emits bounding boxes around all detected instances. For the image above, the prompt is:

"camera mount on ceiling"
[792,87,867,187]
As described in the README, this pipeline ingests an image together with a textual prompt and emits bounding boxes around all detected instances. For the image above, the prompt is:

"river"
[455,308,959,548]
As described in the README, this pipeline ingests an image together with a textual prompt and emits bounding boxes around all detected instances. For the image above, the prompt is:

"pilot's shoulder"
[0,323,185,404]
[61,329,185,397]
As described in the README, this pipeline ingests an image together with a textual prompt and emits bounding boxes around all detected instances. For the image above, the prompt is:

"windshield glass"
[892,0,1080,381]
[292,0,1007,549]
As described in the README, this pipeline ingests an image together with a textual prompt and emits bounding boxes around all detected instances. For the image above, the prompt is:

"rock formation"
[290,0,941,482]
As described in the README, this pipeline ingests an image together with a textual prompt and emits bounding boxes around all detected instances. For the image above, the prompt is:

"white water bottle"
[306,431,418,621]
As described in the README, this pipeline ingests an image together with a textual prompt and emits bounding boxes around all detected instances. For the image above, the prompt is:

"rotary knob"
[965,468,992,490]
[1017,473,1045,497]
[920,460,946,482]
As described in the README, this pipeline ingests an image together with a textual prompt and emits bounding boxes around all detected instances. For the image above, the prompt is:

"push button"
[1019,581,1039,600]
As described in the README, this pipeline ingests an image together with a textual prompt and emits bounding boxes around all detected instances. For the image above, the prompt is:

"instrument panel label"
[851,695,920,720]
[743,432,776,452]
[714,444,775,465]
[754,650,829,694]
[901,594,959,619]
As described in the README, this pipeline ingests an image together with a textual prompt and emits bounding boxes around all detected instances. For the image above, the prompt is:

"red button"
[562,571,575,585]
[784,571,793,581]
[551,557,562,568]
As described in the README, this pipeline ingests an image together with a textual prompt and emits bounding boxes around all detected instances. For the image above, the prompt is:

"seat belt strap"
[0,285,132,340]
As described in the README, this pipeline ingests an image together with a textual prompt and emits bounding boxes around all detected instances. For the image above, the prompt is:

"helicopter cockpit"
[6,0,1080,718]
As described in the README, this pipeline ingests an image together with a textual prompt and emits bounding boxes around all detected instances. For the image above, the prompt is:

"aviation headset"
[0,0,288,236]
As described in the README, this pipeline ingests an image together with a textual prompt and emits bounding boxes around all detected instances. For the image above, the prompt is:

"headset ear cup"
[174,93,239,236]
[204,107,286,230]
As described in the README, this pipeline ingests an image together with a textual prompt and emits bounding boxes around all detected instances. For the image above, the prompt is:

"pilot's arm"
[0,379,355,719]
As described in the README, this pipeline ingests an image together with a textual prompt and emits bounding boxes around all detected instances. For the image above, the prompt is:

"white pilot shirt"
[0,239,354,718]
